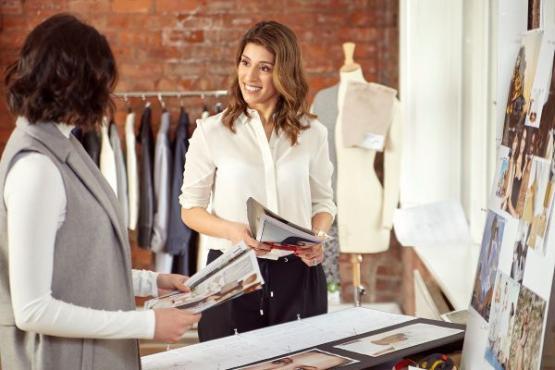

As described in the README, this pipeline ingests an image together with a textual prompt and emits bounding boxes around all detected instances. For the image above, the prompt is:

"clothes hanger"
[142,94,151,108]
[158,93,167,112]
[123,93,132,114]
[201,93,209,113]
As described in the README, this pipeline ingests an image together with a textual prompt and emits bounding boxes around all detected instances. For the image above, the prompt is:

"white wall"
[400,0,527,243]
[399,0,463,207]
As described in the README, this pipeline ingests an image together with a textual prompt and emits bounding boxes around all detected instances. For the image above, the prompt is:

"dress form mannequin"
[335,43,403,304]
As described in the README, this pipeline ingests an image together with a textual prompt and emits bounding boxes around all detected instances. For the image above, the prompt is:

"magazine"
[246,197,328,260]
[144,242,263,313]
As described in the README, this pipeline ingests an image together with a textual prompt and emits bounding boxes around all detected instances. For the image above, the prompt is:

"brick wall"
[0,0,401,307]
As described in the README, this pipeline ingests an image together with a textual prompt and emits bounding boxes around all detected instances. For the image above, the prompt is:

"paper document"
[247,197,326,260]
[392,201,472,247]
[144,242,263,313]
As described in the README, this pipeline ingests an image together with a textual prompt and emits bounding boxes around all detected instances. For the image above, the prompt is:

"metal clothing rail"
[114,90,227,98]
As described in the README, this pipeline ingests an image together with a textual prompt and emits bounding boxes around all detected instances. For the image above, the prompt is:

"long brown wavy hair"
[222,21,316,145]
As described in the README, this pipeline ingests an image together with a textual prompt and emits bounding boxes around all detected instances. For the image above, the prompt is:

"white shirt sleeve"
[132,269,159,297]
[4,152,156,339]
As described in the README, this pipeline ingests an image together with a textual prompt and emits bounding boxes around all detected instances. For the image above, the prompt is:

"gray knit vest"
[0,120,140,370]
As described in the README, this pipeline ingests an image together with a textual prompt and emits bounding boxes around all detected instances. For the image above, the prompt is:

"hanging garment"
[215,102,224,113]
[110,121,129,227]
[100,118,118,196]
[151,111,172,251]
[81,129,101,167]
[125,111,139,230]
[167,108,196,275]
[312,85,340,284]
[152,111,174,273]
[137,106,155,249]
[201,105,210,119]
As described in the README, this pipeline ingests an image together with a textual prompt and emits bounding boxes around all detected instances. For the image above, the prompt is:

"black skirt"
[197,249,328,342]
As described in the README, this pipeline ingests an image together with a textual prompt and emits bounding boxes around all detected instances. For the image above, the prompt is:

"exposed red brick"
[156,0,203,14]
[68,0,111,14]
[112,0,152,14]
[163,29,204,45]
[0,0,23,14]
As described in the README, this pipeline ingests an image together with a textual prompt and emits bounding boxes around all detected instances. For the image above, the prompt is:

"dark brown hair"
[222,21,316,145]
[4,13,117,130]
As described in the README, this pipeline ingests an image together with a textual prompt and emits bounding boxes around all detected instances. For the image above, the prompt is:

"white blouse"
[179,109,336,253]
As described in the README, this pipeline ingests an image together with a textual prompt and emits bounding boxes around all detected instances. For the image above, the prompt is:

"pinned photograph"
[510,221,530,284]
[485,272,521,370]
[502,47,527,147]
[522,158,552,253]
[491,146,511,212]
[508,285,546,370]
[501,127,538,218]
[236,348,357,370]
[334,323,462,357]
[502,32,542,148]
[471,211,505,321]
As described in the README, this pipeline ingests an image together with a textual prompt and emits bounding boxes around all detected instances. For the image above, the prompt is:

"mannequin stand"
[351,254,366,306]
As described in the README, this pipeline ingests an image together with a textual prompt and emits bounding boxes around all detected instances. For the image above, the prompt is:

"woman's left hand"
[296,243,324,267]
[157,274,190,296]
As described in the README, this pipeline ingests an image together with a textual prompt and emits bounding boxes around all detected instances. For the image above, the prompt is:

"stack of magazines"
[144,242,263,312]
[247,197,328,260]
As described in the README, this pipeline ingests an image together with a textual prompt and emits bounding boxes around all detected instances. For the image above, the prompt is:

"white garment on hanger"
[100,118,118,196]
[125,112,139,230]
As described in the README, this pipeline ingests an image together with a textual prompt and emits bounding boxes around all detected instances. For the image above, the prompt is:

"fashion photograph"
[471,211,505,321]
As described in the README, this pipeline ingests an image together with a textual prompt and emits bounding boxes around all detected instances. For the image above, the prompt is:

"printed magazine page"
[246,197,325,260]
[144,242,263,313]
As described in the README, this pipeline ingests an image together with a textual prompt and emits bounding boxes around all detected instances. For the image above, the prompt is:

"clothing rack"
[114,90,227,99]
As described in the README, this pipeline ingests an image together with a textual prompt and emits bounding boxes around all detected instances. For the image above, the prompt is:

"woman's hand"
[296,243,324,267]
[157,274,189,296]
[153,308,201,342]
[226,222,271,256]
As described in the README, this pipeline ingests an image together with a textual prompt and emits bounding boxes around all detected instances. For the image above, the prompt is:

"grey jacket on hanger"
[312,84,339,201]
[167,108,196,274]
[151,111,172,252]
[110,121,129,228]
[0,120,139,370]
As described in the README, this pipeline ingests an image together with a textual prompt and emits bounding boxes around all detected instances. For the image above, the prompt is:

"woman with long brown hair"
[180,21,336,341]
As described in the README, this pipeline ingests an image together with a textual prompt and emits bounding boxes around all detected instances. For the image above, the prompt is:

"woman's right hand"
[226,222,271,256]
[153,308,201,342]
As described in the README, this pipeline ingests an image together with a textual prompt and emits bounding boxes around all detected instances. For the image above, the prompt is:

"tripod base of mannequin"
[353,284,366,307]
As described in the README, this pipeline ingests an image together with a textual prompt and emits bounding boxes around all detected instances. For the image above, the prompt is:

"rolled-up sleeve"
[179,121,216,209]
[309,127,337,219]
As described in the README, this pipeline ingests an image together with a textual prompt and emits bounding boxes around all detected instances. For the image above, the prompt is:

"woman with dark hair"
[180,21,336,341]
[0,14,200,370]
